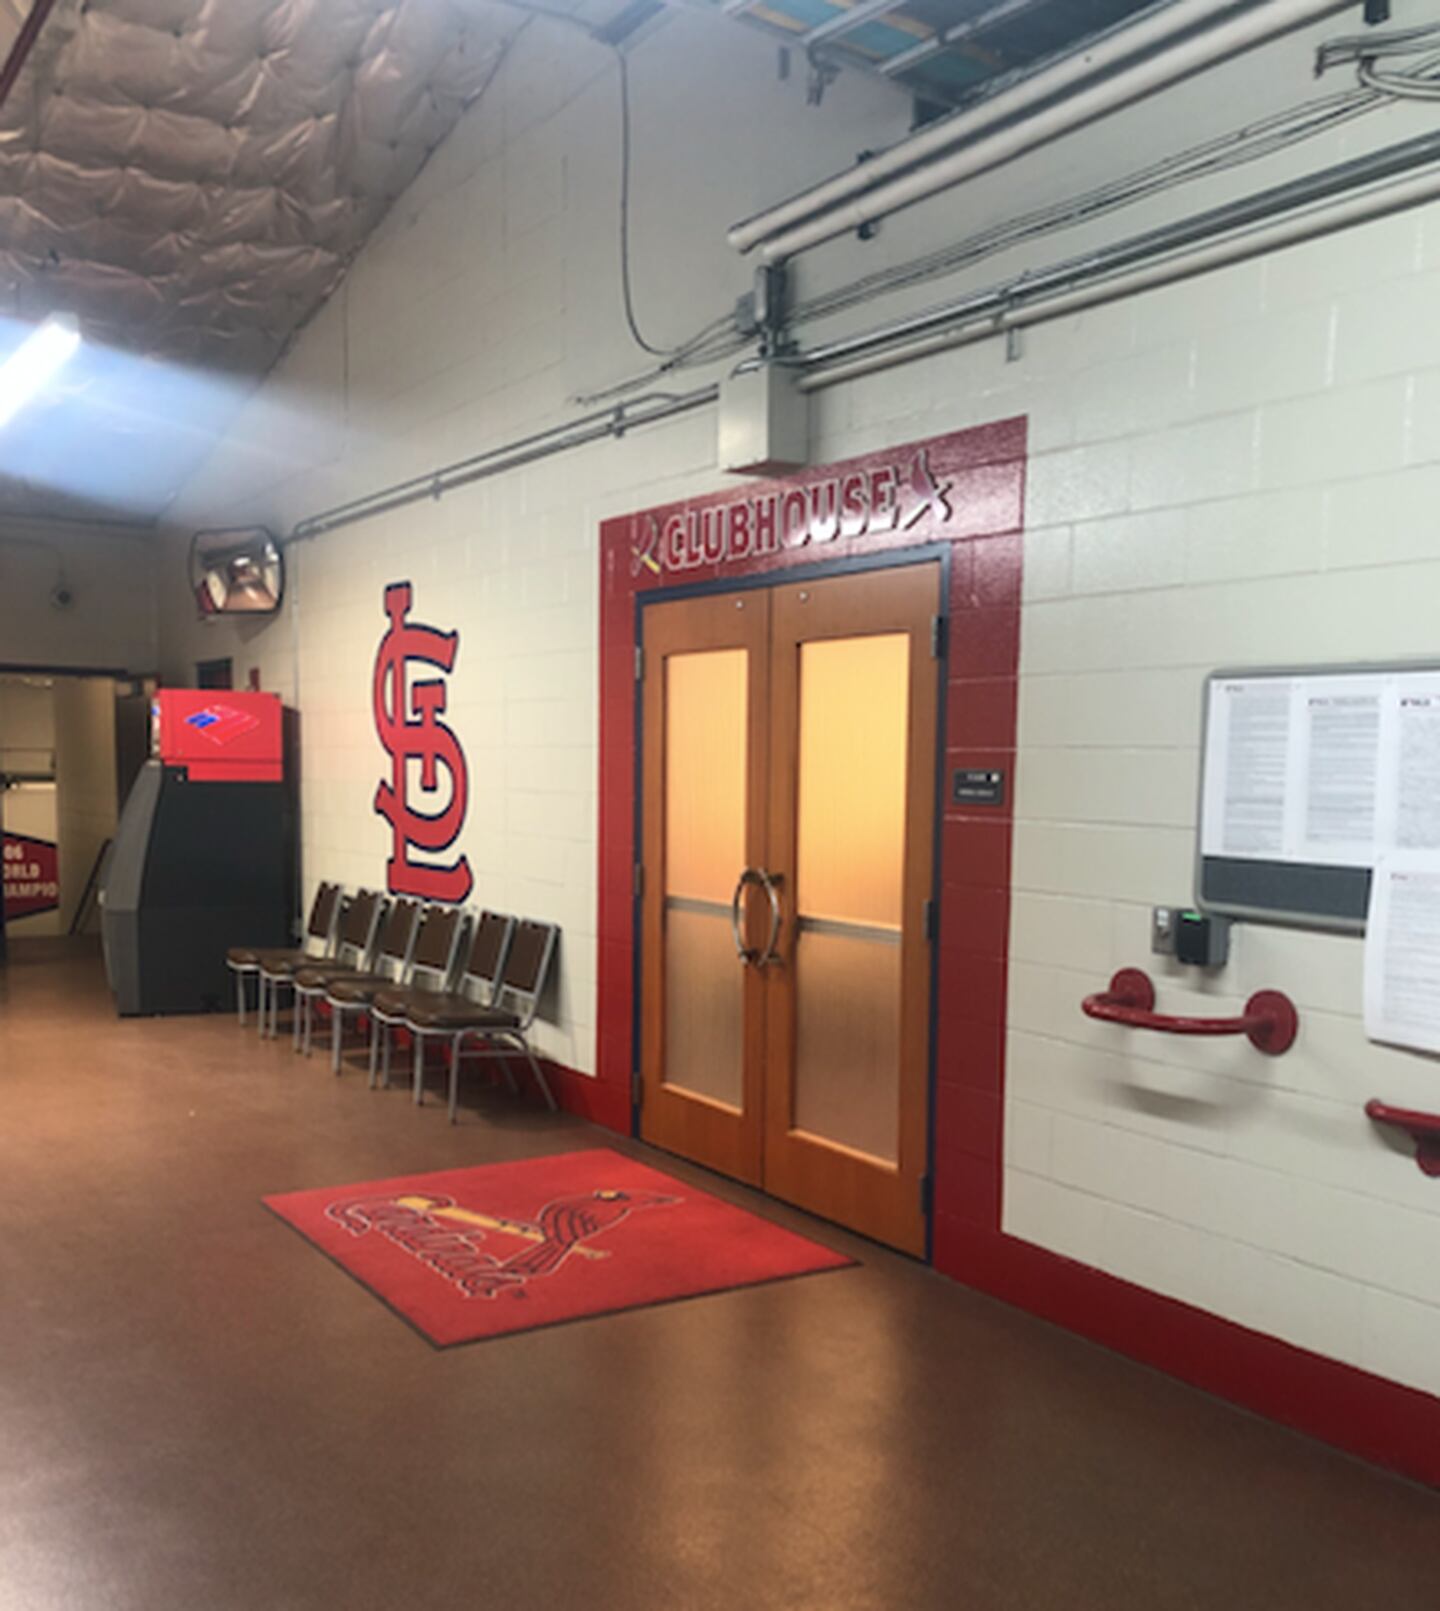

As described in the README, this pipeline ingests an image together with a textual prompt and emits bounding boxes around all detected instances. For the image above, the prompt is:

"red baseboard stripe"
[545,1062,631,1133]
[935,1215,1440,1490]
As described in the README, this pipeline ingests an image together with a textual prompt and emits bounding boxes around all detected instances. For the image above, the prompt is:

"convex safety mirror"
[189,527,284,617]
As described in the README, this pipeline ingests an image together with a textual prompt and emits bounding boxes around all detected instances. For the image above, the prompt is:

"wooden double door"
[638,563,940,1255]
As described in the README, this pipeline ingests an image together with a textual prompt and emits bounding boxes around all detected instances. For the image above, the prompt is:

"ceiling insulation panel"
[0,0,523,519]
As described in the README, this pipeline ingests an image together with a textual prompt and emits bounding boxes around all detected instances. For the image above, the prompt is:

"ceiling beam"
[880,0,1048,76]
[804,0,911,48]
[691,0,967,108]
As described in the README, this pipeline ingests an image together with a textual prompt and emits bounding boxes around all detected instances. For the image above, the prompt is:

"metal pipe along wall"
[795,163,1440,391]
[734,0,1351,262]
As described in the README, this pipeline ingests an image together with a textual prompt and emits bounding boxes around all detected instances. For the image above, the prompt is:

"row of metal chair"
[225,884,560,1118]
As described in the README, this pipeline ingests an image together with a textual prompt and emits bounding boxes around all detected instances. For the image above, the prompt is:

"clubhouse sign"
[628,447,955,578]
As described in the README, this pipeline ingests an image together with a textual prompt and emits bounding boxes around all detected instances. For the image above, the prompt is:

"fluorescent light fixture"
[0,314,81,431]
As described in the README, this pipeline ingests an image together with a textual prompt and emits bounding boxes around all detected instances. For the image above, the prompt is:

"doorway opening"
[0,673,149,961]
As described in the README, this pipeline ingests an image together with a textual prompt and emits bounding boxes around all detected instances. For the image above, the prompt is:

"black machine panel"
[100,691,293,1015]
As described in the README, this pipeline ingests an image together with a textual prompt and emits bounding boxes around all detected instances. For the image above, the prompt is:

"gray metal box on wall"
[718,364,808,476]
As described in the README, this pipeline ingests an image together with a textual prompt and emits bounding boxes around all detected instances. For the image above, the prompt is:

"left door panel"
[639,589,770,1184]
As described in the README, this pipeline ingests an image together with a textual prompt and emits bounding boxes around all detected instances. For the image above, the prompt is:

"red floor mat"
[263,1149,854,1346]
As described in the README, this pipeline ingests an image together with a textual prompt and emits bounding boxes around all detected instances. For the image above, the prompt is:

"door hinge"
[634,863,645,899]
[924,897,938,943]
[930,615,946,659]
[635,644,645,681]
[631,1068,644,1110]
[920,1173,933,1216]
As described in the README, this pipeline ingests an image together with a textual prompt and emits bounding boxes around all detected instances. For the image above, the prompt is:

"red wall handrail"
[1082,968,1299,1054]
[1365,1099,1440,1177]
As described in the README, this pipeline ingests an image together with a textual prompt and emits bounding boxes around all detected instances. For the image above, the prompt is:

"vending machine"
[101,690,292,1015]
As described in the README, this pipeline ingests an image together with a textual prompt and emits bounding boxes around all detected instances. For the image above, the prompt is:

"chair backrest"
[462,911,514,1004]
[408,904,466,985]
[375,898,422,977]
[304,882,343,955]
[335,890,385,970]
[496,919,558,1029]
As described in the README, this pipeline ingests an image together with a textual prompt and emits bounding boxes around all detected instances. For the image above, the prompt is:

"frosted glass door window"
[792,634,909,1161]
[663,650,746,1108]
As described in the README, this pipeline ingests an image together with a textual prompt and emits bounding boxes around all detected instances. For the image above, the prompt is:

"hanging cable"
[1316,19,1440,99]
[461,2,708,361]
[615,48,680,357]
[1357,58,1440,99]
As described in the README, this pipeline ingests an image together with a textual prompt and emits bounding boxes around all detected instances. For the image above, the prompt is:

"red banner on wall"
[2,832,60,921]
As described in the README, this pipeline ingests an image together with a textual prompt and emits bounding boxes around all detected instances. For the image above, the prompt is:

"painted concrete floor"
[1,937,1437,1611]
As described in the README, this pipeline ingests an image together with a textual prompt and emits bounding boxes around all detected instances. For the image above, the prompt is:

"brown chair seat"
[405,991,520,1032]
[254,949,314,976]
[325,973,398,1006]
[228,945,292,969]
[370,985,429,1019]
[294,962,375,992]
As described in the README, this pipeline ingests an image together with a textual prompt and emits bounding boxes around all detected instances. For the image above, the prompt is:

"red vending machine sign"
[153,690,283,782]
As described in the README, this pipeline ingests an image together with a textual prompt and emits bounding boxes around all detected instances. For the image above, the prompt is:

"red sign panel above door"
[605,420,1026,596]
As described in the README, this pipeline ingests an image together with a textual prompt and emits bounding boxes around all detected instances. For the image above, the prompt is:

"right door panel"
[763,566,939,1255]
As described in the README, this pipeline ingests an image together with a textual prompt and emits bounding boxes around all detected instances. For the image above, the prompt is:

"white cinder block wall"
[159,6,1440,1398]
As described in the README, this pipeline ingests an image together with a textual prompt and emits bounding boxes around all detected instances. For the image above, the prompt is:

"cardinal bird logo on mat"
[326,1187,676,1300]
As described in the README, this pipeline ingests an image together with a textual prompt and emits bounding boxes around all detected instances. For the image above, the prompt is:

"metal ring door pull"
[755,868,785,968]
[730,868,786,967]
[731,868,764,965]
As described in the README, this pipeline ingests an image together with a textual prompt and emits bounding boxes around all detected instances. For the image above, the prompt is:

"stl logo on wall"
[372,581,473,902]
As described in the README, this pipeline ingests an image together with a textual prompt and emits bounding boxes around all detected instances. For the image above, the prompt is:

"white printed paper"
[1364,853,1440,1053]
[1394,687,1440,849]
[1201,678,1294,859]
[1202,668,1440,872]
[1299,686,1379,862]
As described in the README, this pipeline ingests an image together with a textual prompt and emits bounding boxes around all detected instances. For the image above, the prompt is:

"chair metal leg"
[367,1016,380,1089]
[448,1033,462,1124]
[413,1032,425,1105]
[235,972,247,1027]
[496,1054,519,1095]
[257,975,268,1038]
[292,988,303,1052]
[331,1007,343,1074]
[302,994,314,1057]
[524,1042,557,1113]
[381,1024,393,1090]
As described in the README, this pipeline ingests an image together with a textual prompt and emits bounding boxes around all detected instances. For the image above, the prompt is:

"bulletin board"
[1197,660,1440,930]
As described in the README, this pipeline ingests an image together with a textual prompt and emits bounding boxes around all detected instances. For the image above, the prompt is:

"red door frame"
[595,418,1028,1263]
[591,414,1440,1490]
